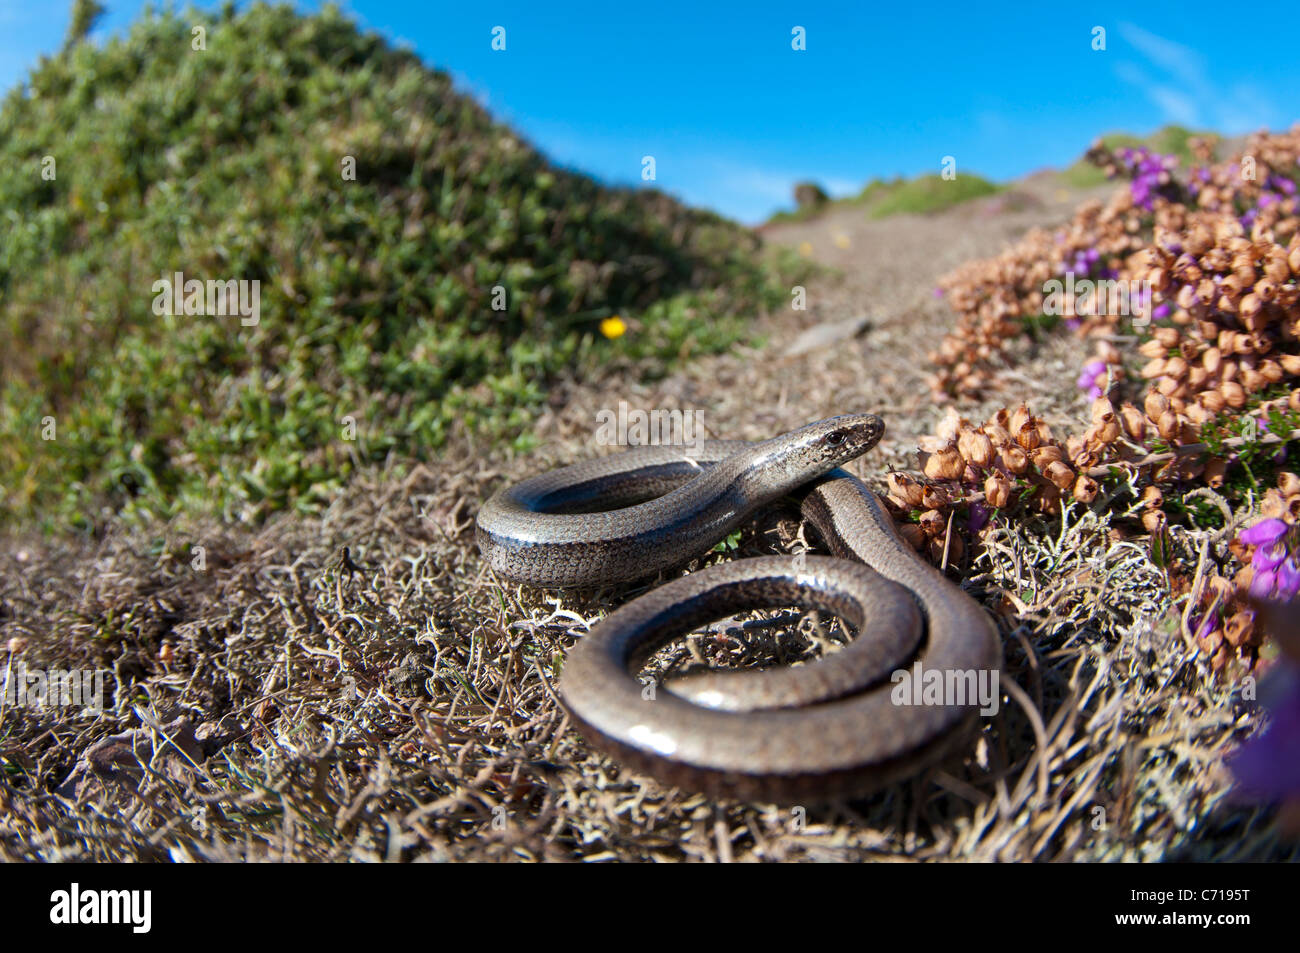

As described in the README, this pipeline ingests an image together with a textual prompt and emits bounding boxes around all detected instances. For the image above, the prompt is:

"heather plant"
[889,128,1300,683]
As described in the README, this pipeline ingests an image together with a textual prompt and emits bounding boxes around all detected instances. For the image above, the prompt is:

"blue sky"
[1,1,1296,222]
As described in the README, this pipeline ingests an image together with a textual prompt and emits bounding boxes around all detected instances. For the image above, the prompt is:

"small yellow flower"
[798,241,813,257]
[600,316,627,339]
[833,232,850,249]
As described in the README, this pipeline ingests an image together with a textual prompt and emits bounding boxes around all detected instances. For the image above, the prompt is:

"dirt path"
[531,174,1116,463]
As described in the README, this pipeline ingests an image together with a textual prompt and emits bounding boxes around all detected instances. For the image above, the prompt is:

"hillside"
[0,2,800,528]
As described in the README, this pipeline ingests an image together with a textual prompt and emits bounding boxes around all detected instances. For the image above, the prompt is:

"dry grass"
[0,448,1291,862]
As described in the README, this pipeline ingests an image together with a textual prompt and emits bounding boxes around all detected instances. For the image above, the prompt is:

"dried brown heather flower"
[1142,485,1164,510]
[1119,403,1147,441]
[1199,389,1226,413]
[1031,445,1065,467]
[1014,420,1041,452]
[984,422,1011,447]
[1279,472,1300,497]
[923,444,964,481]
[1044,461,1075,491]
[1233,566,1254,600]
[1220,380,1247,408]
[1034,481,1062,515]
[1145,392,1171,422]
[984,471,1012,508]
[1009,404,1031,436]
[1261,489,1287,520]
[887,472,925,508]
[921,484,951,510]
[1156,410,1182,441]
[1141,509,1167,534]
[1073,474,1100,503]
[1198,628,1224,656]
[999,444,1029,475]
[1092,412,1121,445]
[1153,327,1180,348]
[957,429,995,468]
[898,522,925,552]
[1224,611,1256,648]
[1142,357,1167,380]
[918,509,946,538]
[935,408,965,442]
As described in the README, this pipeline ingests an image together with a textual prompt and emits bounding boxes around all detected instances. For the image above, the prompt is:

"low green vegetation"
[864,173,1001,219]
[767,172,1001,225]
[0,2,807,531]
[1059,124,1217,187]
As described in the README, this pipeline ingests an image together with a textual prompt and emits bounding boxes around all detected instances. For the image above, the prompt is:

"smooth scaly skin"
[476,415,1003,802]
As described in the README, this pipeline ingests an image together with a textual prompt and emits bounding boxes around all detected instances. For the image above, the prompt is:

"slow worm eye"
[826,431,846,446]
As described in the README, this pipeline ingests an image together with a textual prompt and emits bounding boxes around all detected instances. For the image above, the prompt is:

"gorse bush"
[0,2,801,529]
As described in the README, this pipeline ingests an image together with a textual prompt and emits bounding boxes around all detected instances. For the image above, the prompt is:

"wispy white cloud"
[1116,22,1277,133]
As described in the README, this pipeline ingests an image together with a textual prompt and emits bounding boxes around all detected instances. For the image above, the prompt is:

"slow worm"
[477,415,1002,802]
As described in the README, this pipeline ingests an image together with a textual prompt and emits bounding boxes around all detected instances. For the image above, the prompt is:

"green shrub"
[0,2,803,530]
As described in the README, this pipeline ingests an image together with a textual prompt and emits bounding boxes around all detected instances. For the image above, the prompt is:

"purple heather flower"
[1240,518,1288,547]
[968,501,990,533]
[1253,541,1288,573]
[1251,566,1280,599]
[1065,317,1081,331]
[1192,611,1218,641]
[1152,302,1172,320]
[933,286,944,298]
[1228,662,1300,804]
[1279,560,1300,601]
[1077,359,1108,398]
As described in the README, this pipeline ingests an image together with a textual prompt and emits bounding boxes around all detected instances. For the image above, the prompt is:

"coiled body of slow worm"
[476,415,1002,802]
